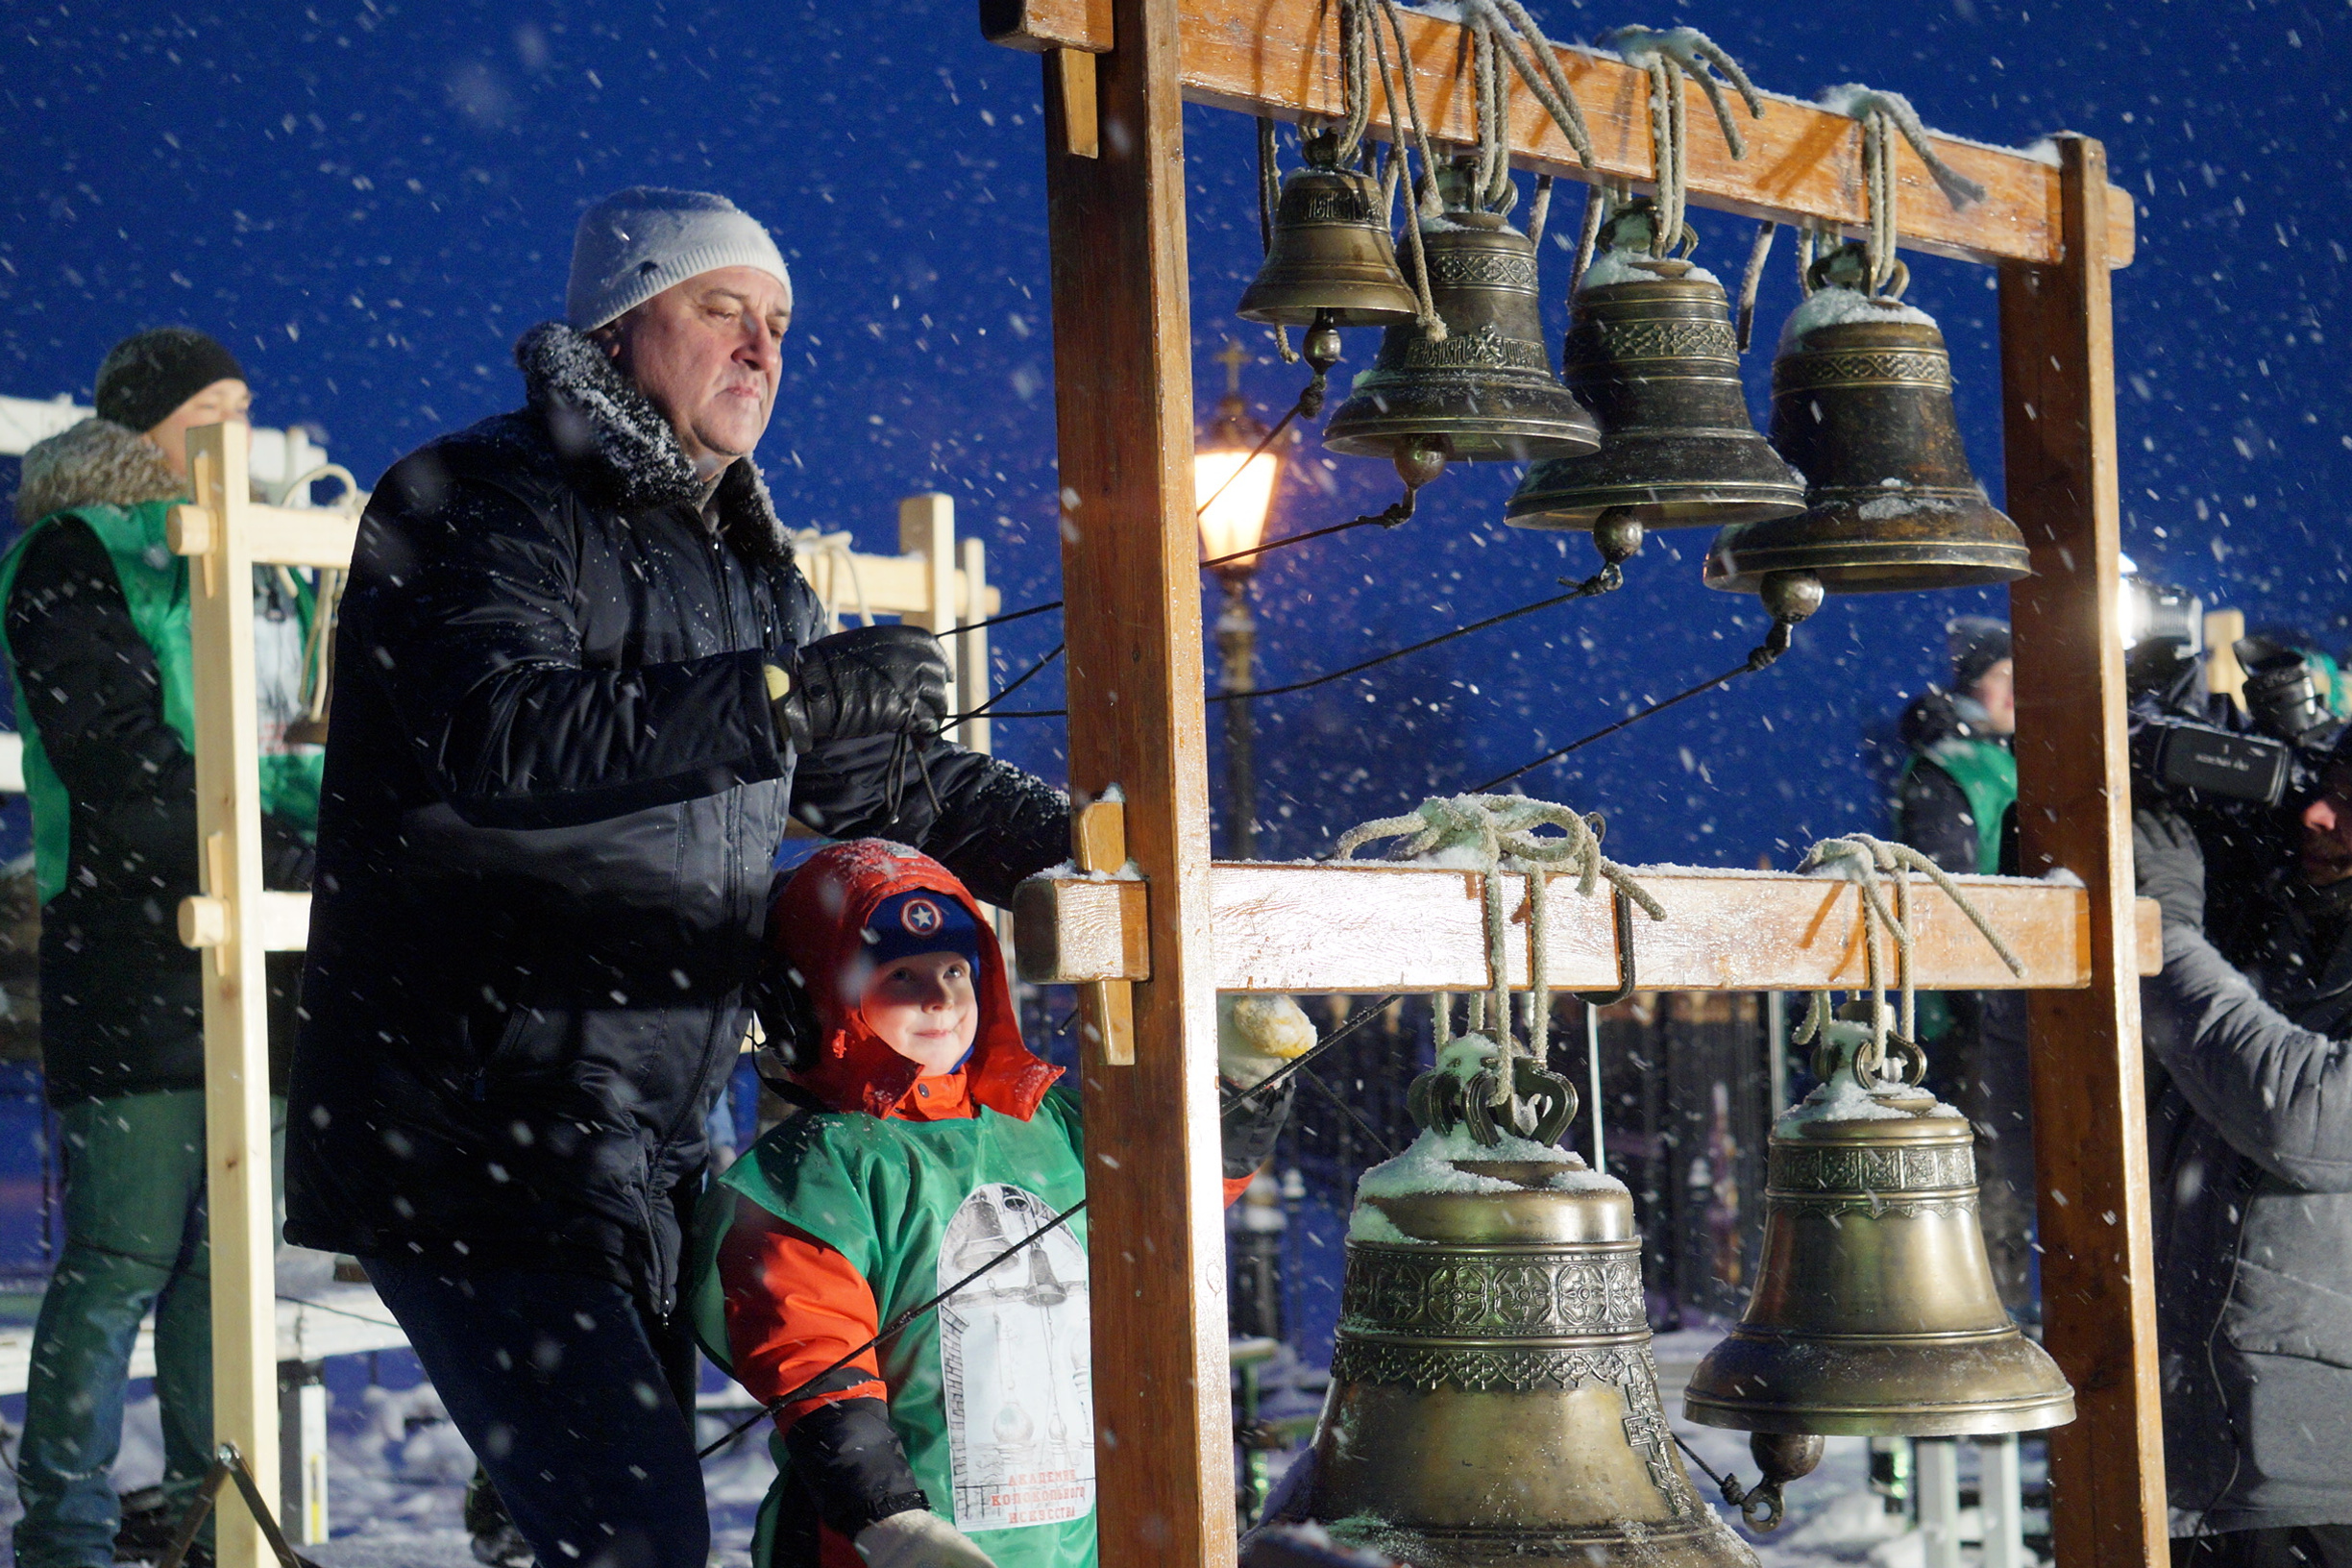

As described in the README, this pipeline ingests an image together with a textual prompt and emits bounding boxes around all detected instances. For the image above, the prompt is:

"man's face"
[2299,764,2352,886]
[1969,657,2017,736]
[600,265,789,479]
[142,378,253,482]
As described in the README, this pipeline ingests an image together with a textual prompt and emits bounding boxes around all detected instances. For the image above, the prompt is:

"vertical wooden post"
[1041,2,1233,1563]
[182,422,282,1568]
[960,533,992,755]
[1999,135,2168,1567]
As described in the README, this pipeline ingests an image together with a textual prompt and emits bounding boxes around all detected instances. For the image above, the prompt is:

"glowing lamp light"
[1195,442,1282,570]
[1195,342,1284,580]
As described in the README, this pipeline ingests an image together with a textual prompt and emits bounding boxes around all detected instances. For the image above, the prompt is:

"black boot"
[465,1466,535,1568]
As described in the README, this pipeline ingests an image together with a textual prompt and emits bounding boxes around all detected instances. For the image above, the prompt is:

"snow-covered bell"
[1683,1016,2075,1437]
[1286,1040,1756,1568]
[1507,201,1804,561]
[1703,240,2030,594]
[1322,187,1601,489]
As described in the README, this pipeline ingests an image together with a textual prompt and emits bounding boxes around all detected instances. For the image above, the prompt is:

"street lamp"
[1196,341,1285,860]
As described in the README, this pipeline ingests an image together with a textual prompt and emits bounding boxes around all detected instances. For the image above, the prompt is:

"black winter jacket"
[283,324,1067,1309]
[2144,883,2352,1531]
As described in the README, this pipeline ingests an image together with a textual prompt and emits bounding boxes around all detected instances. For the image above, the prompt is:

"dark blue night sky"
[4,0,2346,870]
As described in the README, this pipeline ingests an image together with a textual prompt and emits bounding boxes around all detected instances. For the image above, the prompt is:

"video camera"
[2123,574,2340,810]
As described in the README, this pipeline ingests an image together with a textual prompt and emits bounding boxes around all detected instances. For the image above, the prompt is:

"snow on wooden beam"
[1014,863,2162,992]
[981,0,2136,268]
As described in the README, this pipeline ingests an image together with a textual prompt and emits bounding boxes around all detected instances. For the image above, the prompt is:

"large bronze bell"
[1507,203,1803,534]
[1295,1050,1756,1568]
[1238,136,1421,330]
[1683,1025,2074,1437]
[1703,243,2029,594]
[1322,211,1601,475]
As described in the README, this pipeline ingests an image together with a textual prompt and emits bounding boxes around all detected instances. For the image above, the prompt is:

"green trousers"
[12,1091,284,1568]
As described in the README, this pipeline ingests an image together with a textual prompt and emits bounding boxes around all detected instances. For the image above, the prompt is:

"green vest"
[692,1091,1096,1568]
[1902,736,2017,875]
[0,501,324,903]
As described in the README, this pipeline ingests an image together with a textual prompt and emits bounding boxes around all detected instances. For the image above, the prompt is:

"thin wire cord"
[965,579,1608,723]
[1469,658,1760,794]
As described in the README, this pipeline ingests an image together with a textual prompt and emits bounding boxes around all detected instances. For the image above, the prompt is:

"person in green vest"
[695,840,1298,1568]
[1892,614,2034,1315]
[0,329,324,1568]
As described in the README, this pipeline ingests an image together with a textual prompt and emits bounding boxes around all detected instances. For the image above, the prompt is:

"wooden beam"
[2000,135,2168,1568]
[1014,864,2163,991]
[179,423,282,1568]
[983,0,2134,268]
[1041,5,1235,1565]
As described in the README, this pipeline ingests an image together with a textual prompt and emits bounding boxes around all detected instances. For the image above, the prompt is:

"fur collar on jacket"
[513,321,792,569]
[12,417,184,527]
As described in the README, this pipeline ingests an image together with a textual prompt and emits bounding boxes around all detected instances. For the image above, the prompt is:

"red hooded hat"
[769,840,1060,1119]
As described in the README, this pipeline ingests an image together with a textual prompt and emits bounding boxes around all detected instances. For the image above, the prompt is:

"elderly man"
[2137,757,2352,1563]
[283,188,1066,1568]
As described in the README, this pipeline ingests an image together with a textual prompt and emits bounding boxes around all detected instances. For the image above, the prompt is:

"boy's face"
[860,950,980,1076]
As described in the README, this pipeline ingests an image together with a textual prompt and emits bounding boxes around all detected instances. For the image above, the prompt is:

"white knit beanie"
[565,186,793,331]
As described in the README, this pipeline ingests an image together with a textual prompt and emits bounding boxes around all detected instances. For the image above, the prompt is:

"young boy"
[695,840,1298,1568]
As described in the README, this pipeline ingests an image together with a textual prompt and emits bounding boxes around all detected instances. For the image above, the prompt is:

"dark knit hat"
[1948,616,2013,695]
[93,328,246,435]
[862,889,985,970]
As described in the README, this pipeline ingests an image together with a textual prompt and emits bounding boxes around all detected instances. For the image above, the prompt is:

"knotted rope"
[1335,795,1664,1132]
[1820,86,1987,295]
[1792,833,2023,1088]
[1602,27,1765,260]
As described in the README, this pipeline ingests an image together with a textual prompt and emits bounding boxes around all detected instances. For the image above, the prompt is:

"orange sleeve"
[716,1193,890,1433]
[1222,1173,1256,1207]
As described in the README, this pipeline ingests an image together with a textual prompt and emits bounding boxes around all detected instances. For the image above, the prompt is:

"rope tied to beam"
[1334,795,1663,1134]
[1792,832,2023,1087]
[1819,85,1989,295]
[1601,27,1765,260]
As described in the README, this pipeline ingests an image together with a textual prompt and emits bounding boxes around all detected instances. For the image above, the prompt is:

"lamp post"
[1195,341,1284,860]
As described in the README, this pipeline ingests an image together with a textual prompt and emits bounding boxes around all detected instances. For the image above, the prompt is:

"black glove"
[769,625,949,754]
[2132,808,2205,933]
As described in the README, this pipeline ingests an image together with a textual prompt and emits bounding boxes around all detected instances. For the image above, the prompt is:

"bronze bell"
[1296,1047,1757,1568]
[1682,1021,2075,1437]
[1238,136,1422,331]
[1323,211,1601,478]
[1507,202,1803,536]
[1703,242,2030,595]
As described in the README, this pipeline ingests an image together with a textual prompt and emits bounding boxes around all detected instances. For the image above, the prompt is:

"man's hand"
[2133,808,2206,933]
[769,625,950,753]
[854,1510,997,1568]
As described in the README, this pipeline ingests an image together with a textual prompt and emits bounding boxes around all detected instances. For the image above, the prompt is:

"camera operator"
[2136,747,2352,1561]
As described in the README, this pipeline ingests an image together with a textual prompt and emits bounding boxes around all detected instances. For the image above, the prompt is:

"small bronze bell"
[1703,242,2030,595]
[1507,203,1803,536]
[1683,1020,2074,1437]
[1297,1046,1756,1568]
[1322,211,1600,478]
[1238,135,1422,331]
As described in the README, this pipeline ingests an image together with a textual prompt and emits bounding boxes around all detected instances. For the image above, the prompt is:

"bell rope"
[1334,796,1663,1135]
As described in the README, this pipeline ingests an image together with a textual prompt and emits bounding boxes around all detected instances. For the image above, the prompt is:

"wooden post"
[2000,135,2168,1566]
[959,533,992,755]
[1041,1,1233,1561]
[179,422,282,1568]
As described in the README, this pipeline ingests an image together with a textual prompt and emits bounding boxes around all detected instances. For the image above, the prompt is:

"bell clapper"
[1563,507,1645,596]
[1296,311,1346,418]
[1743,569,1825,670]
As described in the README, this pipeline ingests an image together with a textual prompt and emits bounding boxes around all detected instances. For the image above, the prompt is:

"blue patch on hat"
[864,890,983,969]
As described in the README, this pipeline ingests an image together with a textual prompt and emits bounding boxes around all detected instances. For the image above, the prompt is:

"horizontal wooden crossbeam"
[1014,863,2162,992]
[982,0,2135,268]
